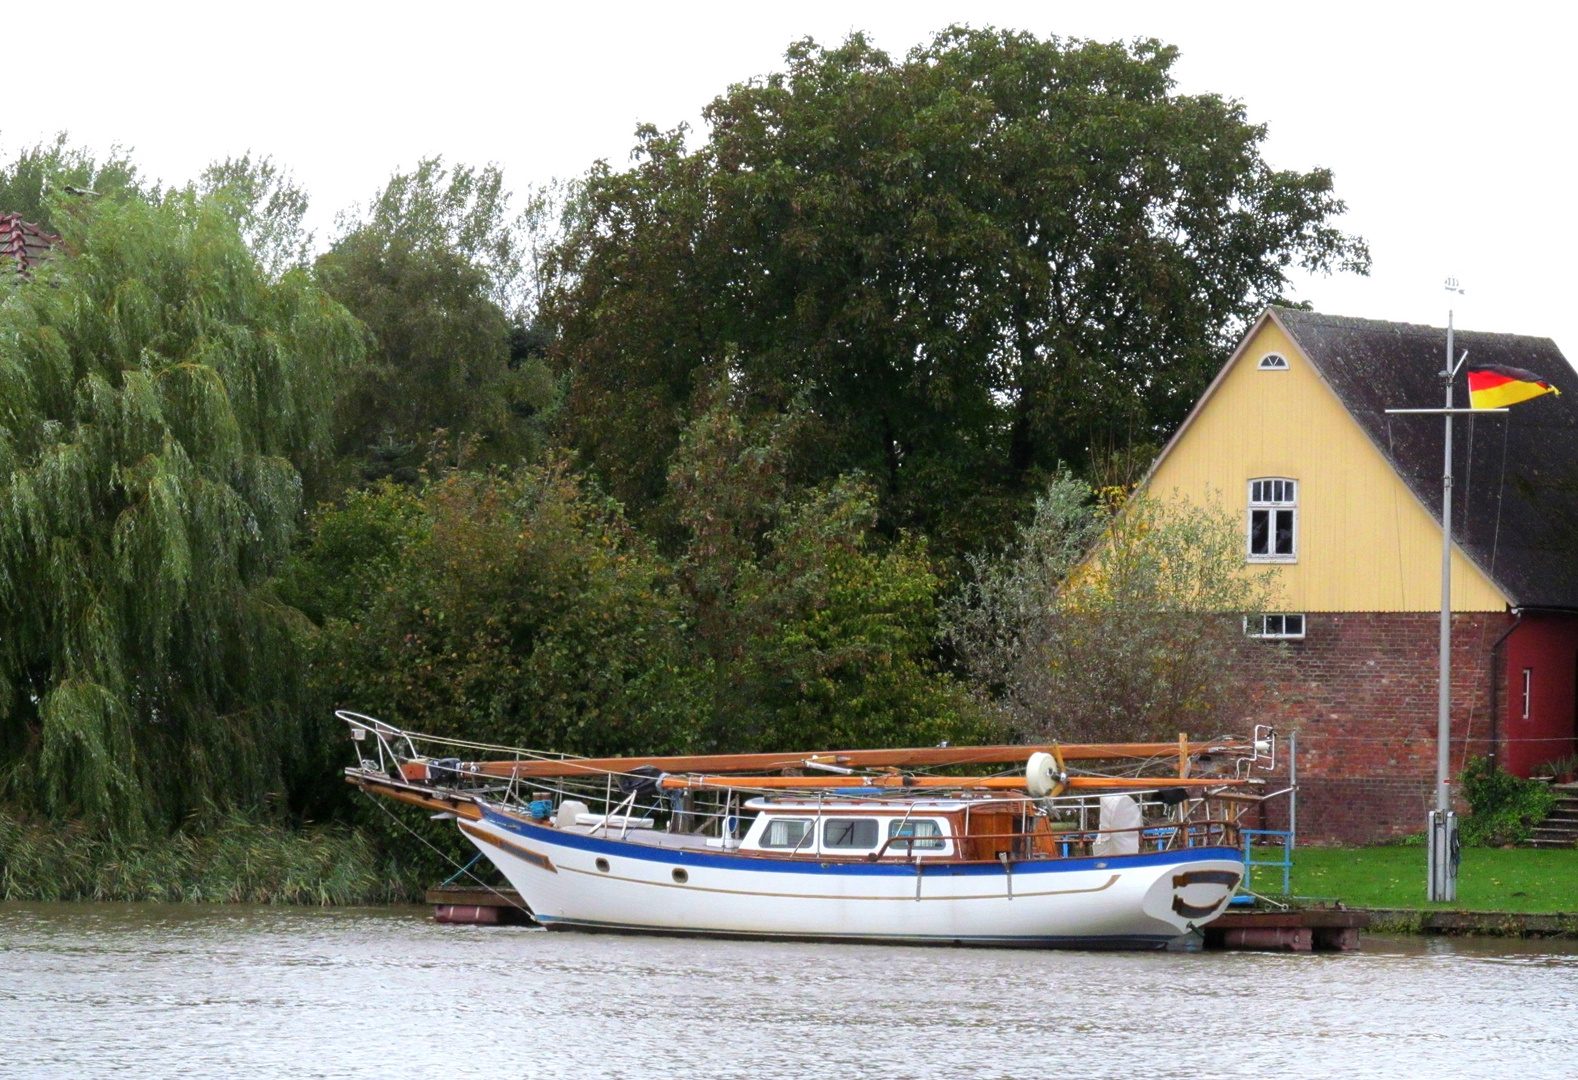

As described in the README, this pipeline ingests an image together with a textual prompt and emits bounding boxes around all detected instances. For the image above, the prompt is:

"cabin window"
[1248,478,1297,562]
[1245,614,1306,640]
[760,818,813,849]
[1258,353,1289,370]
[888,819,945,851]
[823,818,879,849]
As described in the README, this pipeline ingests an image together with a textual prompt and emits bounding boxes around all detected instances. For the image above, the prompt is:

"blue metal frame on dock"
[1240,829,1292,896]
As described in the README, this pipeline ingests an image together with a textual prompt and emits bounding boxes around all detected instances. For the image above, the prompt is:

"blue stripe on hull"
[479,805,1242,878]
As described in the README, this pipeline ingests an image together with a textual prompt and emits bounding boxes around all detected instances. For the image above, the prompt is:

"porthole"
[595,858,610,873]
[671,868,689,884]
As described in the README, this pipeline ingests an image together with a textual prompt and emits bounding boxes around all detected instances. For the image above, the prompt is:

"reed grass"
[0,813,422,905]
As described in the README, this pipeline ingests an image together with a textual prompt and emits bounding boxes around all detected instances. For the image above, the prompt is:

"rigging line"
[1461,611,1493,778]
[362,792,534,917]
[1488,417,1511,580]
[1455,420,1515,786]
[1462,413,1475,533]
[1450,415,1483,775]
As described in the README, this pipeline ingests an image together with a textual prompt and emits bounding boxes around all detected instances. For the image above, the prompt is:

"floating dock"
[1202,907,1368,951]
[426,885,533,925]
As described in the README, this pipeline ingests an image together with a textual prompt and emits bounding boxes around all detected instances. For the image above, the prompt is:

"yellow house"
[1140,308,1578,842]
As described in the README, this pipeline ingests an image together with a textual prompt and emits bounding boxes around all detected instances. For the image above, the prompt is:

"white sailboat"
[344,713,1274,948]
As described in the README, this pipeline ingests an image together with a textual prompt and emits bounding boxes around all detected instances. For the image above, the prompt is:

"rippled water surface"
[2,903,1574,1080]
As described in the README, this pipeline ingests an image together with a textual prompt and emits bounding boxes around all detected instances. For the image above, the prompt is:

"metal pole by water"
[1428,311,1460,902]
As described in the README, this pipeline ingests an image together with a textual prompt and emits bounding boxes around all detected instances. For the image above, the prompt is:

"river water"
[1,903,1573,1080]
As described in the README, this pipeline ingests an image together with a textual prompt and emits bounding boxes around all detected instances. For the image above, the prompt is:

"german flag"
[1466,364,1561,409]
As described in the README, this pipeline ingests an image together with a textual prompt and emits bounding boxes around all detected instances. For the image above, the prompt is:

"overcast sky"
[12,1,1576,362]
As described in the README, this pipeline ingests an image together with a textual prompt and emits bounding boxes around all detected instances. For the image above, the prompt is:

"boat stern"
[1139,852,1244,935]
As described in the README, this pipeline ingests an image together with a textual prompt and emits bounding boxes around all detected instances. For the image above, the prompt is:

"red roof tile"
[0,213,60,274]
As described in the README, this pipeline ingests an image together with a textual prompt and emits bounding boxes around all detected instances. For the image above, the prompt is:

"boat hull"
[460,806,1244,949]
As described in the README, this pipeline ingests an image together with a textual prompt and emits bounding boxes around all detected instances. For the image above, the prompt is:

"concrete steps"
[1524,789,1578,849]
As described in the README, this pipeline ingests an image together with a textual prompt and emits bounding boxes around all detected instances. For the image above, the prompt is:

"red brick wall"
[1255,778,1433,845]
[1229,612,1511,844]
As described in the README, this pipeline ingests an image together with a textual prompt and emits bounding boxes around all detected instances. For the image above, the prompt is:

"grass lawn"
[1268,844,1578,912]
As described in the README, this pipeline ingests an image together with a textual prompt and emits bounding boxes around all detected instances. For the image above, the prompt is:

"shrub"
[306,462,708,759]
[942,473,1280,742]
[1459,756,1559,846]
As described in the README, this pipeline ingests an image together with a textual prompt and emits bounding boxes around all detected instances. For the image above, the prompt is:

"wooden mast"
[654,774,1247,791]
[460,740,1249,779]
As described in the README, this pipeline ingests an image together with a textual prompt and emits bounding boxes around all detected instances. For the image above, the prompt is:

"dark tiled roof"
[0,214,59,274]
[1273,307,1578,610]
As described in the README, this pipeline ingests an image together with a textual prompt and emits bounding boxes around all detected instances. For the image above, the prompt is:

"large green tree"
[544,29,1368,558]
[668,382,991,751]
[199,153,314,280]
[0,188,362,832]
[318,160,556,491]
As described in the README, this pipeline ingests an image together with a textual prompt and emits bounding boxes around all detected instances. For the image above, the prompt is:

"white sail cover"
[1093,795,1141,856]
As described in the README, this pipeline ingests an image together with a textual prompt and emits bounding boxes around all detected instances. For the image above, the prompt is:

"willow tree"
[0,190,362,833]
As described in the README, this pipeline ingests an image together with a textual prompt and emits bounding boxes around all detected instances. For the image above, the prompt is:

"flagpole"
[1433,307,1457,901]
[1383,281,1507,902]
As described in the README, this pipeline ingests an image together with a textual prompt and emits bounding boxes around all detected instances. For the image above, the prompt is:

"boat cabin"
[737,797,1063,861]
[739,798,958,858]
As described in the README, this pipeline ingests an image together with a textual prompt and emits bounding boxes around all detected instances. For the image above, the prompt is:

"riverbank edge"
[1360,907,1578,937]
[0,813,422,905]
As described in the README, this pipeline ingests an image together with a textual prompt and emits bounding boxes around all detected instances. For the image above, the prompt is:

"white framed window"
[1245,613,1306,640]
[1248,478,1298,562]
[1258,353,1289,370]
[823,817,879,850]
[759,818,813,849]
[887,819,946,852]
[1522,668,1532,720]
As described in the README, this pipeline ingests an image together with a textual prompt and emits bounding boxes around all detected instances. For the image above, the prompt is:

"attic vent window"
[1258,353,1289,370]
[1248,478,1297,562]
